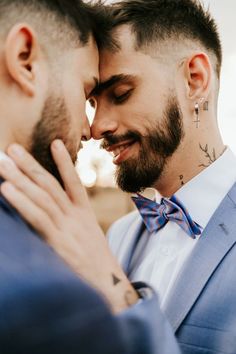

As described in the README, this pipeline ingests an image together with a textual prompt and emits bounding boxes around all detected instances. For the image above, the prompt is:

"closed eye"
[111,89,133,104]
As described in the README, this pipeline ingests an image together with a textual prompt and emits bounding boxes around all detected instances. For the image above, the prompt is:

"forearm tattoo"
[112,273,121,286]
[111,274,136,306]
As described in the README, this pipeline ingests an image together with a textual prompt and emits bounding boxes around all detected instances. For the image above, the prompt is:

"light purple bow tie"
[132,194,202,239]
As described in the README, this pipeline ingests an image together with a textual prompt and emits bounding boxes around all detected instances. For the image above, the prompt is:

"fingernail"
[8,144,24,157]
[52,140,63,151]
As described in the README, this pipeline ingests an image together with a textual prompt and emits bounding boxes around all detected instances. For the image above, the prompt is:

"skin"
[0,25,226,310]
[0,22,139,313]
[91,26,225,195]
[0,24,95,153]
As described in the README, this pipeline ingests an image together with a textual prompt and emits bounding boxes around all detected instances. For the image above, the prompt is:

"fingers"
[51,140,89,206]
[6,144,70,213]
[0,181,57,242]
[0,158,63,225]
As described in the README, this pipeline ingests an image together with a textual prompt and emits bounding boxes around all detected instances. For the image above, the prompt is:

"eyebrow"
[91,74,137,96]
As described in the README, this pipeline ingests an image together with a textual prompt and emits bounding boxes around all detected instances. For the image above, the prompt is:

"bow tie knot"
[132,194,202,238]
[158,202,167,218]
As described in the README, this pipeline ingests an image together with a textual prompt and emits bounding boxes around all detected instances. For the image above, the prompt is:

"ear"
[185,52,211,101]
[5,24,39,97]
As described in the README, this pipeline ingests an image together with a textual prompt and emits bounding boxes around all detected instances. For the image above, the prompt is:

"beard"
[29,95,78,187]
[102,95,184,193]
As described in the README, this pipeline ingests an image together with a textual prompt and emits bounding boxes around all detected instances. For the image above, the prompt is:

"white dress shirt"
[129,148,236,308]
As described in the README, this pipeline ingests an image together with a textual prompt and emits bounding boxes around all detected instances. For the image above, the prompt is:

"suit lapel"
[117,217,144,274]
[163,183,236,332]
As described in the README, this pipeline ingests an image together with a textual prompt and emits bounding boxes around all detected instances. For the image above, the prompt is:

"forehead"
[76,37,99,78]
[98,26,161,83]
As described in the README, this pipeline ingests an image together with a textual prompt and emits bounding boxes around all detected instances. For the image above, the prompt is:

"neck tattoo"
[199,143,216,168]
[203,101,209,111]
[179,175,185,186]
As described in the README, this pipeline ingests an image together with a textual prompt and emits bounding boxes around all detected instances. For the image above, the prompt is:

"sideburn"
[30,96,77,187]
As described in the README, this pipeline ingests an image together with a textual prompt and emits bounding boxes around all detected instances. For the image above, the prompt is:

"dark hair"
[37,0,96,45]
[0,0,112,49]
[107,0,222,76]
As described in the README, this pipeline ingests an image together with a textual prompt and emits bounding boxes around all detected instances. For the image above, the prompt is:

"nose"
[91,110,118,140]
[81,114,91,141]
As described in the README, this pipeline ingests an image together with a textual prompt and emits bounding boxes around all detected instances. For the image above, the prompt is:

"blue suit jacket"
[108,182,236,354]
[0,194,180,354]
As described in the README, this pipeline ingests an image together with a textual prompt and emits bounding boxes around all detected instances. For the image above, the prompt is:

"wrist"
[91,261,139,314]
[104,277,139,314]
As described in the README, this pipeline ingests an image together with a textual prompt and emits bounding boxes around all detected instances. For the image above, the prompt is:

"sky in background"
[78,0,236,187]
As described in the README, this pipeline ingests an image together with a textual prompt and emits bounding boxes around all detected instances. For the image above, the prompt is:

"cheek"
[121,105,156,131]
[64,84,86,127]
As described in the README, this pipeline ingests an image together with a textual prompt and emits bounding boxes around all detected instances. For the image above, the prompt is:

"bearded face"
[102,96,184,193]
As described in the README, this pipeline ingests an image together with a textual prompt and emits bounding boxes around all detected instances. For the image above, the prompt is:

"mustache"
[100,131,141,150]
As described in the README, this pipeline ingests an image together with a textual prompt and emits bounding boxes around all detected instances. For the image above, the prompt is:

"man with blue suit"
[89,0,236,353]
[0,0,181,353]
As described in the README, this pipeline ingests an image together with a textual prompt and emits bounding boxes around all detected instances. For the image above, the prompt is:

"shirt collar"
[154,148,236,229]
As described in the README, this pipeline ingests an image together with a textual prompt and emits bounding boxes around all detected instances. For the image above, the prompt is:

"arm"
[0,274,180,354]
[119,283,181,354]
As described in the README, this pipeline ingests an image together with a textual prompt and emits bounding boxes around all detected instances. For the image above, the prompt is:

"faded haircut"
[104,0,222,78]
[0,0,111,55]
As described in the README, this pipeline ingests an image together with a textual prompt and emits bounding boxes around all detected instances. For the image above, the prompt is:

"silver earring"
[194,102,200,128]
[194,98,204,128]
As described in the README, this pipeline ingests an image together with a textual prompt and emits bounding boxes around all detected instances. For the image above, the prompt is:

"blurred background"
[78,0,236,232]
